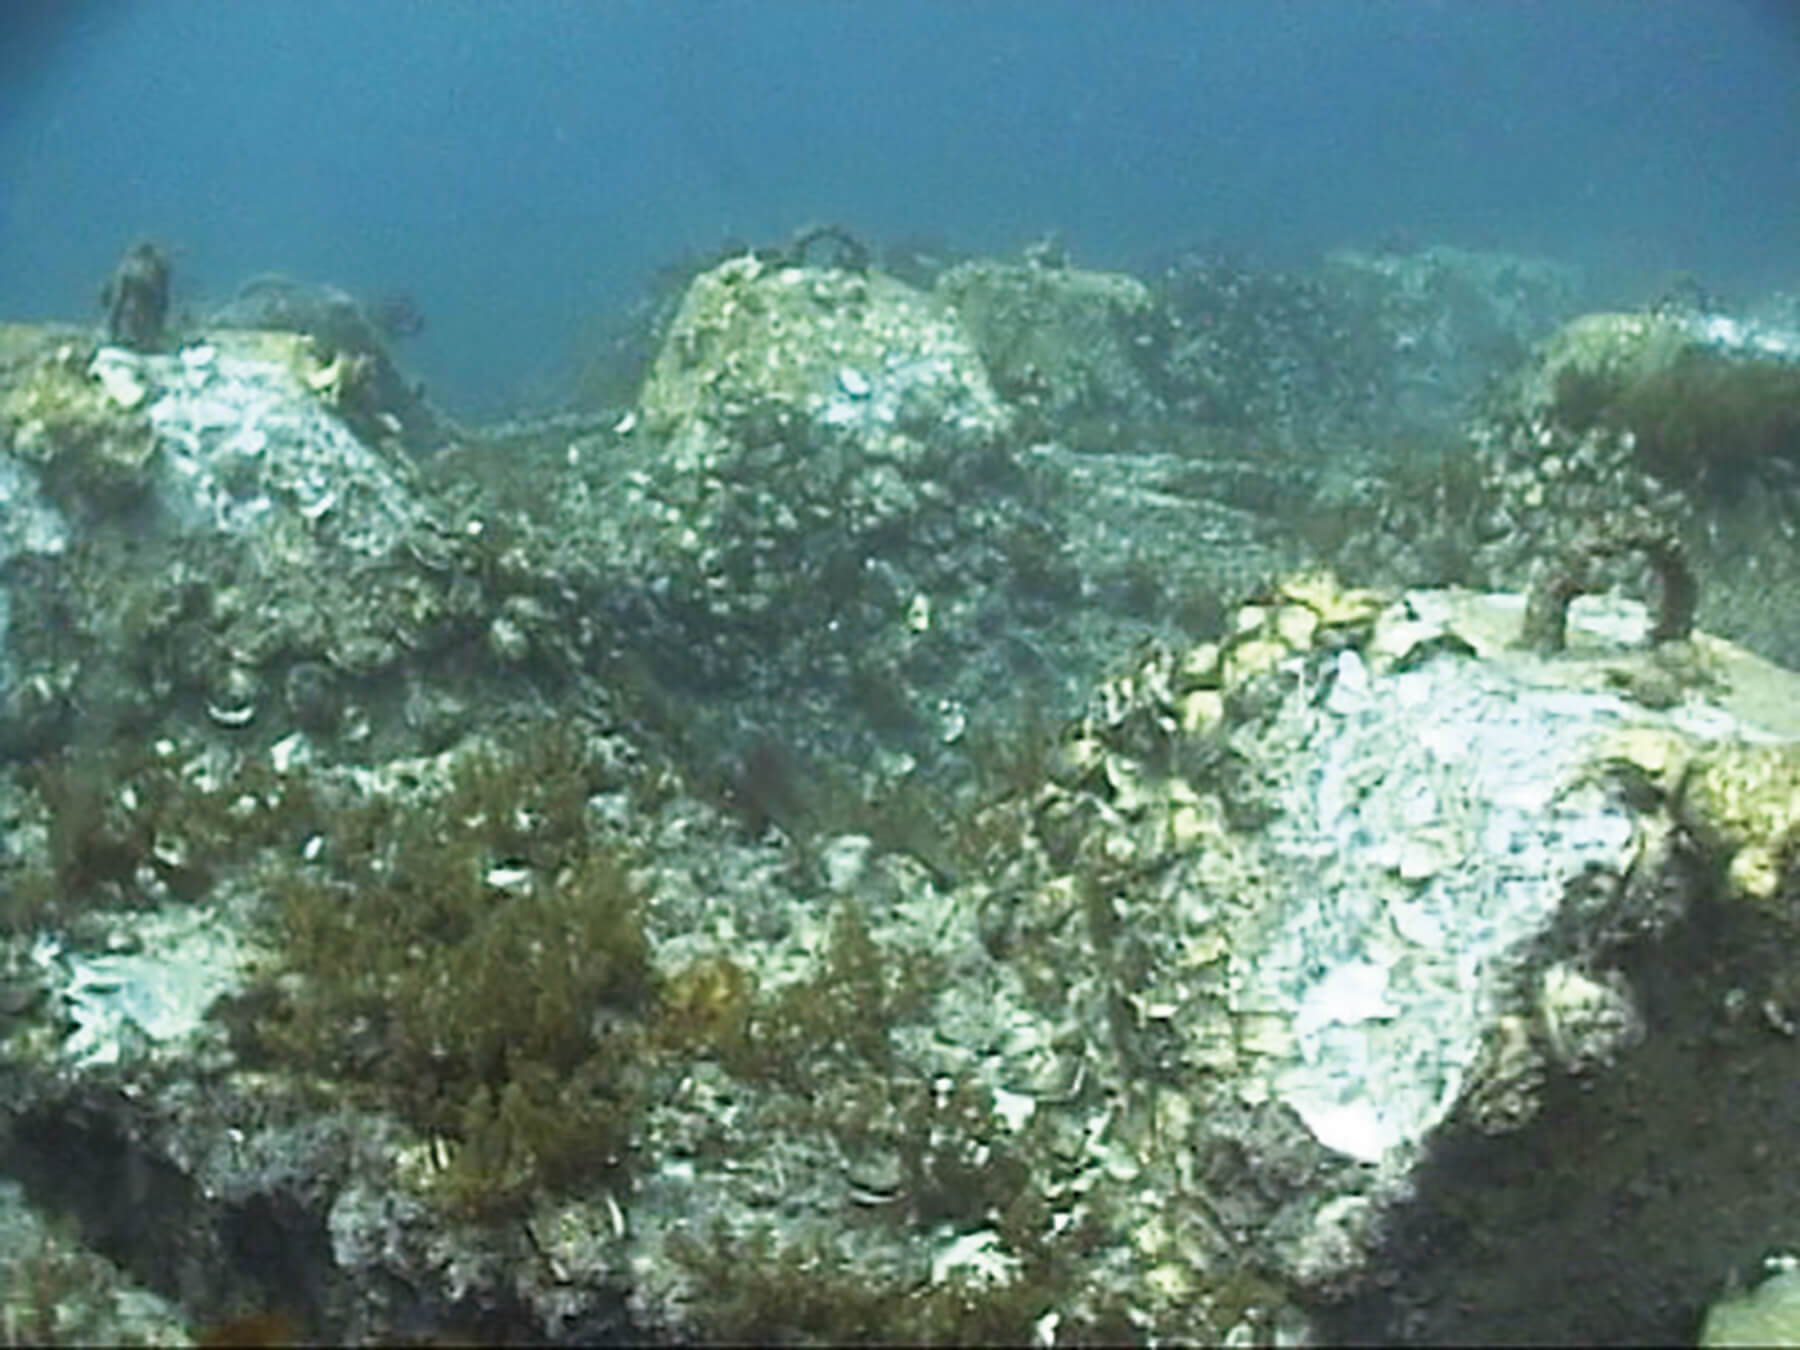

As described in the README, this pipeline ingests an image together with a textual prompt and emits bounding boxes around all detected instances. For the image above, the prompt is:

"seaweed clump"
[666,1217,1137,1348]
[654,900,1145,1344]
[2,740,314,934]
[1557,345,1800,494]
[726,899,933,1088]
[1537,312,1800,499]
[238,721,653,1220]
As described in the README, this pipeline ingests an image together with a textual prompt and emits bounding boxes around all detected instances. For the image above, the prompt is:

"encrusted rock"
[639,252,1009,445]
[934,255,1163,429]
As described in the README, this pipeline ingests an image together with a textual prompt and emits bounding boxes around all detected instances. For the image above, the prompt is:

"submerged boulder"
[209,274,454,455]
[640,249,1009,446]
[631,251,1013,637]
[946,570,1800,1340]
[1466,300,1800,670]
[932,251,1165,434]
[1510,308,1800,490]
[0,326,488,760]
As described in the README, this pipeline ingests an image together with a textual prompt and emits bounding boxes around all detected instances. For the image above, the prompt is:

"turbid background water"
[3,0,1796,415]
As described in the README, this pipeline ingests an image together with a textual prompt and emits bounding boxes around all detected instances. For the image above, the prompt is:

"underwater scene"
[3,1,1800,1344]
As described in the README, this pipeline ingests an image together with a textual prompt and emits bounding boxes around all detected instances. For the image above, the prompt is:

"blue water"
[3,0,1796,417]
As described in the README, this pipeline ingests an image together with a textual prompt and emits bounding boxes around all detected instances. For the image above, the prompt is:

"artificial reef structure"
[0,236,1796,1344]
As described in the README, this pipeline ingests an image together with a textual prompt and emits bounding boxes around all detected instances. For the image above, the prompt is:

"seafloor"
[1,234,1799,1345]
